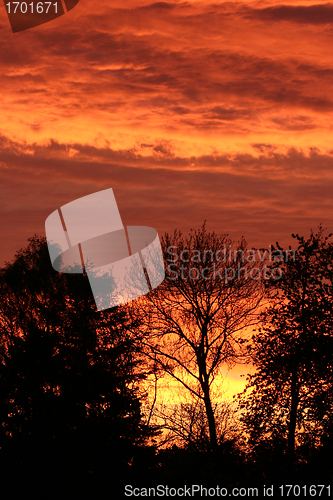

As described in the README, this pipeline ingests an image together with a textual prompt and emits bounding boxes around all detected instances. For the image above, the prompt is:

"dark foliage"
[240,226,333,467]
[1,230,333,497]
[0,236,154,493]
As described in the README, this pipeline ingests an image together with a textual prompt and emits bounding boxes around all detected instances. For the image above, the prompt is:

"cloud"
[247,3,333,25]
[1,0,333,266]
[0,132,333,265]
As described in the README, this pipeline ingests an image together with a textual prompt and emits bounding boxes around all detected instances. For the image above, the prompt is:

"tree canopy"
[240,226,333,461]
[0,235,153,485]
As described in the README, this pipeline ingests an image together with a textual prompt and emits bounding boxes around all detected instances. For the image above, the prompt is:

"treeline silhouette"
[0,226,333,497]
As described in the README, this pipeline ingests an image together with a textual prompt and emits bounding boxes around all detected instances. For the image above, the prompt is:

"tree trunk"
[287,366,299,463]
[197,356,218,452]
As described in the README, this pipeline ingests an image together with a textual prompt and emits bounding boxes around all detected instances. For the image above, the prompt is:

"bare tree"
[138,223,268,452]
[148,389,241,451]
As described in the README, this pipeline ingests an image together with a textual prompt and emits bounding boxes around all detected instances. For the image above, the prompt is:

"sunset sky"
[2,0,333,402]
[1,0,333,269]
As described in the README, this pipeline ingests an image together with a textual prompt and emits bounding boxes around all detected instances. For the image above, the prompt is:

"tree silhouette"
[0,236,153,485]
[150,394,240,452]
[240,226,333,464]
[139,223,267,452]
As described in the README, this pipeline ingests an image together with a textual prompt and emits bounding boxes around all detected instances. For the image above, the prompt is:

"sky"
[2,0,333,403]
[1,0,333,268]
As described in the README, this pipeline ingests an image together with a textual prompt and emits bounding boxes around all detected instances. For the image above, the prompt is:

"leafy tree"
[139,223,267,452]
[239,226,333,463]
[0,236,153,483]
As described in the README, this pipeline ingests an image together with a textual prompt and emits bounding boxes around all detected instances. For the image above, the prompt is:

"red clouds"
[1,1,333,264]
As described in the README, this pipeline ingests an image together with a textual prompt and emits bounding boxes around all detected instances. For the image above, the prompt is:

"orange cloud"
[0,0,332,266]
